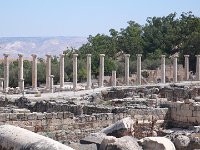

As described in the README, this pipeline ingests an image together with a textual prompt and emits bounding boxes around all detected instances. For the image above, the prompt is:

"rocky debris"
[173,135,190,150]
[100,117,134,137]
[99,136,142,150]
[68,142,97,150]
[139,137,176,150]
[0,124,74,150]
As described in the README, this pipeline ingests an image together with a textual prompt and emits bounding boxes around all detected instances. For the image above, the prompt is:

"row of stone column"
[0,53,197,92]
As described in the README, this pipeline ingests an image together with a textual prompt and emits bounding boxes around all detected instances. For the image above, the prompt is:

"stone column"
[161,55,166,83]
[173,54,178,82]
[3,54,9,92]
[137,54,142,85]
[124,54,130,85]
[18,54,24,91]
[31,54,37,90]
[73,54,78,90]
[59,54,64,89]
[46,54,51,90]
[19,79,24,92]
[196,55,200,81]
[112,71,116,86]
[50,75,54,93]
[99,54,105,87]
[0,78,4,91]
[184,55,190,81]
[86,54,92,89]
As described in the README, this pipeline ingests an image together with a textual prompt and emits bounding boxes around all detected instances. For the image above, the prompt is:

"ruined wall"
[127,108,169,121]
[166,101,200,127]
[0,112,129,133]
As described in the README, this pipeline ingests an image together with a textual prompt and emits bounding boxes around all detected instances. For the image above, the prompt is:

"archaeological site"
[1,53,200,150]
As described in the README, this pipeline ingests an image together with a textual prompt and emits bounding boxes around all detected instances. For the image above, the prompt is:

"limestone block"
[100,136,142,150]
[0,114,9,122]
[9,113,17,120]
[100,117,134,136]
[139,137,175,150]
[51,119,62,126]
[57,112,64,119]
[27,113,37,120]
[46,113,53,119]
[37,113,45,120]
[173,135,190,150]
[17,113,25,120]
[180,116,188,122]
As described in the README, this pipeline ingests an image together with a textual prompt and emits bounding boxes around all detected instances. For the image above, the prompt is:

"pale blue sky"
[0,0,199,37]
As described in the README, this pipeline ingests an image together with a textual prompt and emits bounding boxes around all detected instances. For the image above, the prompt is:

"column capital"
[31,54,37,58]
[136,54,142,57]
[100,54,105,57]
[196,55,200,58]
[184,55,189,58]
[60,54,64,58]
[50,75,54,78]
[124,54,130,58]
[161,55,166,58]
[46,54,51,58]
[3,53,9,57]
[18,53,23,57]
[87,54,92,57]
[73,53,78,57]
[173,54,179,58]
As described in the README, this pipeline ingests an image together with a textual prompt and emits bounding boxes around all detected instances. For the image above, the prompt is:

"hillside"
[0,36,88,57]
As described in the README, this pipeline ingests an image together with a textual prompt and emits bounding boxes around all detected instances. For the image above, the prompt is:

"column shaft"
[50,75,54,93]
[3,54,9,92]
[73,54,78,90]
[18,54,24,91]
[46,54,51,89]
[32,54,37,90]
[161,55,166,83]
[137,54,142,85]
[124,54,130,85]
[60,54,64,89]
[173,55,178,82]
[99,54,105,87]
[86,54,92,89]
[196,55,200,80]
[112,71,116,86]
[184,55,189,80]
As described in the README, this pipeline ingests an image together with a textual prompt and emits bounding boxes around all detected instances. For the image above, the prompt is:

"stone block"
[0,113,9,122]
[46,113,53,119]
[27,113,37,120]
[57,112,64,119]
[17,113,25,121]
[37,113,45,120]
[9,113,17,120]
[51,119,62,126]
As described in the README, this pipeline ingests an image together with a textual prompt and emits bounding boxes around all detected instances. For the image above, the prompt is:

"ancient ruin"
[1,53,200,150]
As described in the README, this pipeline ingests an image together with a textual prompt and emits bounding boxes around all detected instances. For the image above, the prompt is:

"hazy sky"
[0,0,199,37]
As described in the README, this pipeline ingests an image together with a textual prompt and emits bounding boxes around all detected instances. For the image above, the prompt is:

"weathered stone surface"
[173,135,190,150]
[0,125,74,150]
[139,137,176,150]
[80,132,107,145]
[100,117,134,137]
[100,136,142,150]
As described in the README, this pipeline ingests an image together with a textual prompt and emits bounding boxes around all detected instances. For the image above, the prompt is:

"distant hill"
[0,36,88,58]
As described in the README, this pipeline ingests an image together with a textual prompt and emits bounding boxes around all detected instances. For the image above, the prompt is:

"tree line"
[0,12,200,87]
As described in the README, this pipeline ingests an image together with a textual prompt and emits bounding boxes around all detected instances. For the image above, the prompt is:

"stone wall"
[0,112,129,133]
[166,101,200,127]
[127,108,169,121]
